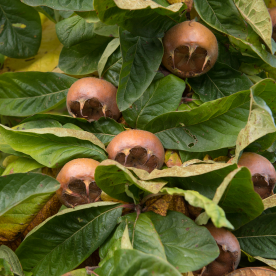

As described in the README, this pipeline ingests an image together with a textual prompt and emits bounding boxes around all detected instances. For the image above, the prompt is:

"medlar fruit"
[67,77,121,122]
[56,158,101,208]
[106,130,165,173]
[269,7,276,41]
[226,267,276,276]
[237,152,276,199]
[162,21,218,78]
[194,223,241,276]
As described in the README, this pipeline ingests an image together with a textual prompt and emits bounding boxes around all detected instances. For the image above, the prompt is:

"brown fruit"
[226,267,276,276]
[237,152,276,199]
[106,130,165,173]
[269,7,276,41]
[194,223,241,276]
[56,158,101,208]
[162,21,218,78]
[66,77,121,122]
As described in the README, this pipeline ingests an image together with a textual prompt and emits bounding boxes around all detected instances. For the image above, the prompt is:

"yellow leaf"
[1,14,62,73]
[268,0,276,8]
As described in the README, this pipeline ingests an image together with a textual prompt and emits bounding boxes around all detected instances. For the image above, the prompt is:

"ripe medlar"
[67,77,121,122]
[162,21,218,78]
[269,7,276,41]
[237,152,276,199]
[194,223,241,276]
[56,158,101,208]
[226,267,276,276]
[106,130,165,173]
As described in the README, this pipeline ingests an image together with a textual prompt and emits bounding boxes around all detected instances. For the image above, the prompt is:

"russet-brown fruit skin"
[226,267,276,276]
[56,158,101,208]
[67,77,121,122]
[106,130,165,173]
[237,152,276,199]
[162,21,218,78]
[194,223,241,276]
[269,7,276,41]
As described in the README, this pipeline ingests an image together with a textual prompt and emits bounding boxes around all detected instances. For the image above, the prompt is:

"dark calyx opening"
[62,177,101,207]
[70,97,113,121]
[252,173,275,199]
[115,146,159,173]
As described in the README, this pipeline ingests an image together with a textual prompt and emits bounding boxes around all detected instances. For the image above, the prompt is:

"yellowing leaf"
[268,0,276,8]
[1,14,62,73]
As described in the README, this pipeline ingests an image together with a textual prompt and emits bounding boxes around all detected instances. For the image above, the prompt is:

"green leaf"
[0,72,76,117]
[34,6,56,23]
[56,15,94,48]
[101,47,122,87]
[2,157,43,176]
[98,38,120,77]
[234,81,276,162]
[197,167,264,229]
[121,222,133,250]
[58,35,113,75]
[0,125,107,168]
[21,0,94,11]
[188,62,253,102]
[59,268,90,276]
[234,213,276,258]
[0,173,59,242]
[14,120,62,130]
[145,211,219,273]
[0,259,13,276]
[144,89,251,152]
[95,249,182,276]
[122,74,185,129]
[120,213,167,260]
[233,0,272,52]
[117,28,163,111]
[16,202,122,276]
[162,187,233,229]
[75,11,99,23]
[94,0,184,38]
[95,160,167,202]
[93,21,119,37]
[0,245,24,276]
[0,0,42,58]
[21,114,125,145]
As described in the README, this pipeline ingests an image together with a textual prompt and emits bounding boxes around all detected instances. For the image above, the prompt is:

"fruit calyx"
[236,152,276,199]
[56,158,101,208]
[162,21,218,78]
[67,77,121,122]
[106,130,165,173]
[194,223,241,276]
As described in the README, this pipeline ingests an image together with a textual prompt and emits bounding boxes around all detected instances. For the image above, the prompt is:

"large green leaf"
[95,249,182,276]
[188,62,252,102]
[58,35,113,75]
[95,160,167,202]
[233,0,272,52]
[93,21,119,37]
[0,173,59,242]
[21,0,94,11]
[0,245,24,276]
[56,15,94,48]
[2,157,43,176]
[122,74,185,129]
[0,125,107,168]
[145,211,219,273]
[0,259,13,276]
[162,187,233,229]
[0,72,76,117]
[101,47,122,87]
[144,89,251,152]
[16,202,123,276]
[197,167,264,229]
[0,0,42,58]
[234,213,276,258]
[94,0,184,38]
[21,114,125,145]
[117,29,163,111]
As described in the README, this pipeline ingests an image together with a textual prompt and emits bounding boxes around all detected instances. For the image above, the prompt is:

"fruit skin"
[106,129,165,173]
[194,223,241,276]
[66,77,121,122]
[226,267,276,275]
[237,152,276,199]
[56,158,101,208]
[269,7,276,41]
[162,21,218,78]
